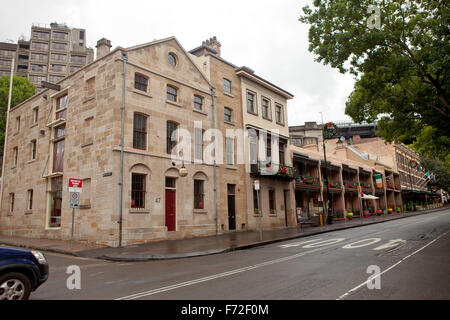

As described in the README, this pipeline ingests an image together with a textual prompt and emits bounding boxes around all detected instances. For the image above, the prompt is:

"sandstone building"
[0,36,296,246]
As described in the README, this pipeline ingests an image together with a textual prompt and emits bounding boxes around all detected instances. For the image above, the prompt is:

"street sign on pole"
[68,178,83,193]
[69,191,80,251]
[70,192,80,209]
[254,180,260,190]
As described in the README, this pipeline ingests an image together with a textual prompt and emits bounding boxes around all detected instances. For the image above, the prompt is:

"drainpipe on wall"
[119,52,127,247]
[210,87,218,236]
[0,57,15,211]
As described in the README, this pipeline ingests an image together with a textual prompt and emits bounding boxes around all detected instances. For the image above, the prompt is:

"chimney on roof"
[202,36,221,57]
[96,38,112,60]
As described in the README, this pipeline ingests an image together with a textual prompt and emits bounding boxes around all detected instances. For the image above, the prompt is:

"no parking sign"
[70,192,80,208]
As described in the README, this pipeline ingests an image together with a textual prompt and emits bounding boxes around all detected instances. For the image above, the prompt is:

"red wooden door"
[165,189,176,231]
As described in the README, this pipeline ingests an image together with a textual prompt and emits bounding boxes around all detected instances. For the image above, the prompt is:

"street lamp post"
[322,122,338,225]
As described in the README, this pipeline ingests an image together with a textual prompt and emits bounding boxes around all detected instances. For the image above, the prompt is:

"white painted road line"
[336,230,450,300]
[115,244,345,300]
[342,238,381,249]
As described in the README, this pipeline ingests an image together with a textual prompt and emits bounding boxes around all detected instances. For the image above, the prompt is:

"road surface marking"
[50,262,111,272]
[337,230,449,300]
[342,238,381,249]
[115,243,348,300]
[302,238,345,248]
[373,239,406,251]
[278,238,323,248]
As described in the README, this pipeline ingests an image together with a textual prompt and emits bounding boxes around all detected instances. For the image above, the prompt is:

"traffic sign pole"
[68,179,82,251]
[71,208,75,251]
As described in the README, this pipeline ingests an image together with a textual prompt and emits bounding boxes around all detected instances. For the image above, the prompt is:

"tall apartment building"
[27,23,94,90]
[0,36,295,246]
[0,42,17,77]
[0,23,94,91]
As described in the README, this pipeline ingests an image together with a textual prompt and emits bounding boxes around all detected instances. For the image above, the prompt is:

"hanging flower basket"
[396,207,401,213]
[346,212,353,220]
[408,159,418,168]
[376,209,383,216]
[323,122,338,139]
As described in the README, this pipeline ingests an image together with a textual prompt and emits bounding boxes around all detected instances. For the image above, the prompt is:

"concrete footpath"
[0,205,448,261]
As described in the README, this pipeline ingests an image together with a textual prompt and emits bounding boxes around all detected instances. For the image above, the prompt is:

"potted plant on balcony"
[396,207,401,213]
[270,209,276,215]
[254,208,259,215]
[346,212,353,220]
[388,208,393,214]
[376,209,383,216]
[363,210,370,218]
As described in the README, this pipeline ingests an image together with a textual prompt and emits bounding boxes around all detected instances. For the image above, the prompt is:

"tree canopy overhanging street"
[300,0,449,168]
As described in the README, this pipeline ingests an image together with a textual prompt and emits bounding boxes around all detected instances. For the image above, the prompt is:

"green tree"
[300,0,449,161]
[410,126,450,170]
[0,75,36,170]
[420,155,450,193]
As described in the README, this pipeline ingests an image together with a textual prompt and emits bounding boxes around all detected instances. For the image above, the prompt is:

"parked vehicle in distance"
[0,246,49,300]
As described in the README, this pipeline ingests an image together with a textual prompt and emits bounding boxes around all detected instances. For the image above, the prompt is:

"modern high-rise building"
[0,42,17,77]
[0,22,94,91]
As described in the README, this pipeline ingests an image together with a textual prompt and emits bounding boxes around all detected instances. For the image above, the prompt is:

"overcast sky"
[0,0,355,126]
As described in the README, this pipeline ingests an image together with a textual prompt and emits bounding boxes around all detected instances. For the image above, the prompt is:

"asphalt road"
[31,209,450,300]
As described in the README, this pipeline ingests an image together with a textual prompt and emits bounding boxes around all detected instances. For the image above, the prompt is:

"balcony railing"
[295,175,321,188]
[325,179,341,189]
[344,180,358,190]
[386,182,395,190]
[250,161,296,180]
[375,184,384,193]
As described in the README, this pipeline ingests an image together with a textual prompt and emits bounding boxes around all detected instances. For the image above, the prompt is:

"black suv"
[0,247,49,300]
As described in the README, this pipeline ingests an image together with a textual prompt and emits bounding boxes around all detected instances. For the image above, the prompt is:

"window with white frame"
[226,137,234,165]
[194,128,203,161]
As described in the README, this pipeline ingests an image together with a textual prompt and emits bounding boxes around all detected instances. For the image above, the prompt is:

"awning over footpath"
[361,193,379,200]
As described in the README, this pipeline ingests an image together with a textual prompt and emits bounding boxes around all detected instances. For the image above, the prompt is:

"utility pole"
[321,120,337,225]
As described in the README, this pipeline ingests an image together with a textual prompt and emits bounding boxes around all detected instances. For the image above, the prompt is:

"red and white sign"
[254,180,260,191]
[68,178,83,193]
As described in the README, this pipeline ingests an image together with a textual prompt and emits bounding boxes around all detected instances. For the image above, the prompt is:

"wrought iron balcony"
[295,175,321,189]
[344,180,358,190]
[250,161,296,180]
[325,179,342,189]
